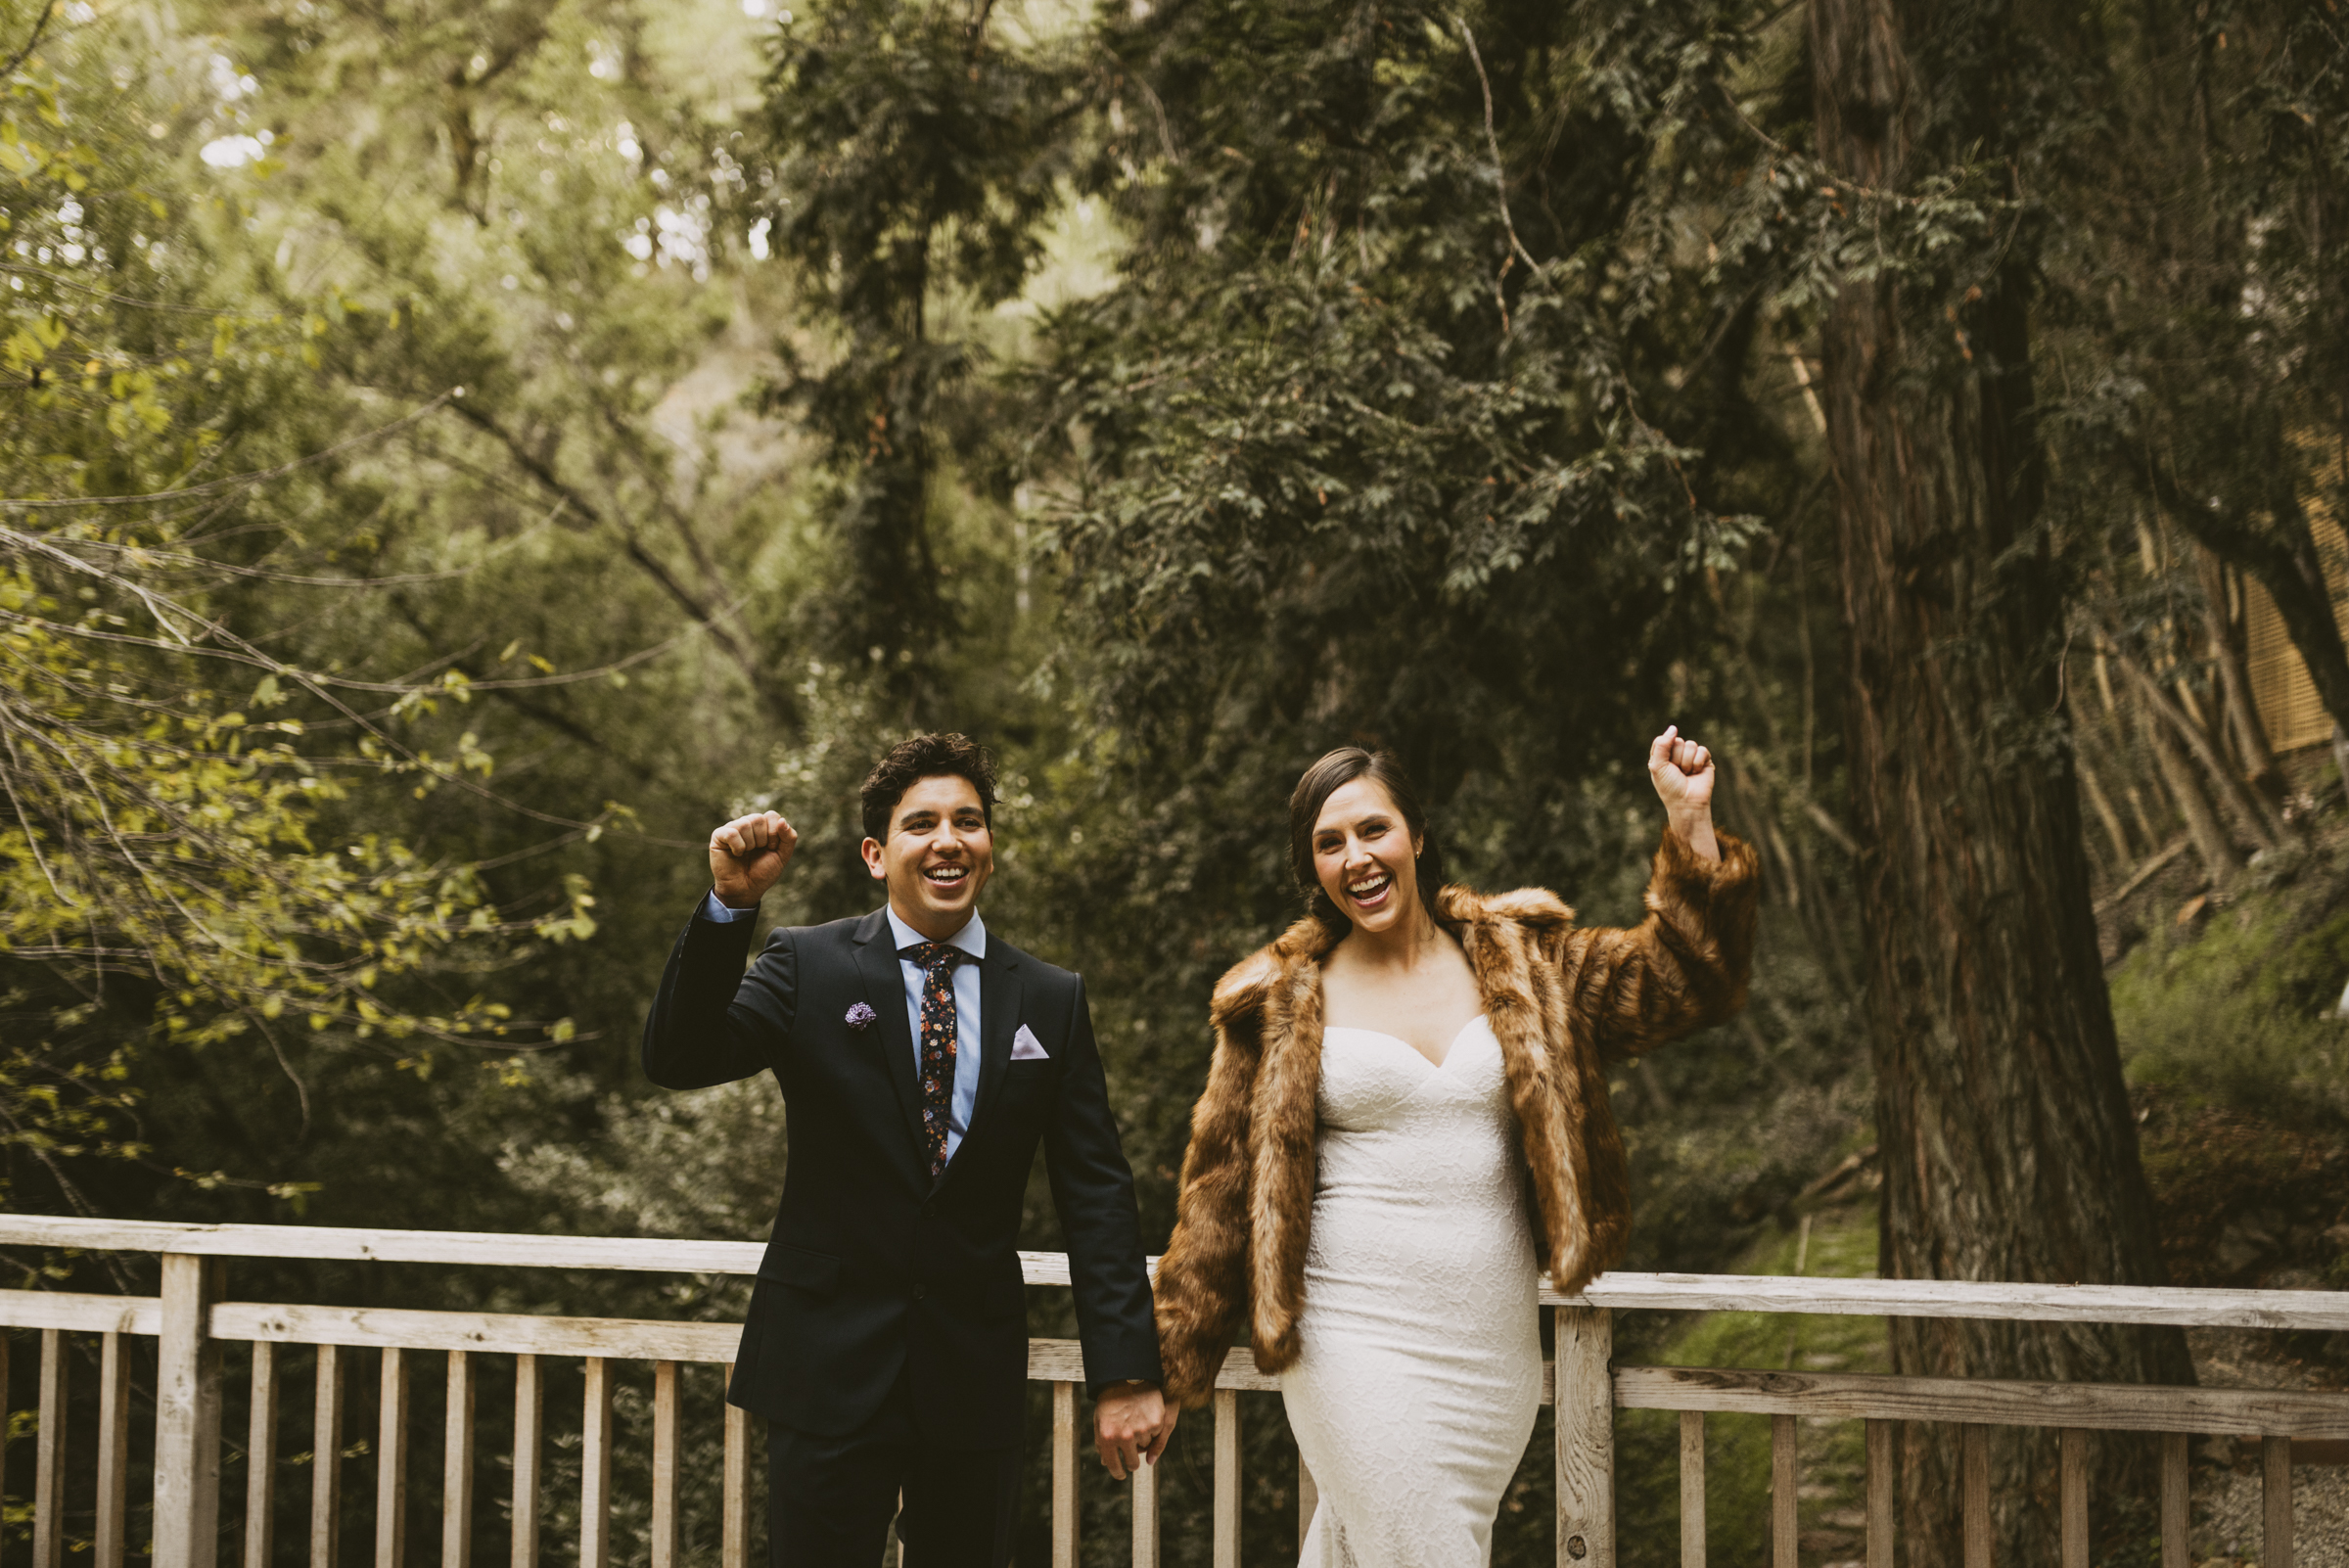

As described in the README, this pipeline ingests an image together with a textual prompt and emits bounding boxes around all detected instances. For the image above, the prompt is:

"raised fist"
[709,811,798,909]
[1646,725,1716,815]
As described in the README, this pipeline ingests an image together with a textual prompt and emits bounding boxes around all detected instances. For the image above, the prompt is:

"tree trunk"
[2111,644,2278,853]
[1809,2,2196,1560]
[2142,701,2240,884]
[2194,550,2280,791]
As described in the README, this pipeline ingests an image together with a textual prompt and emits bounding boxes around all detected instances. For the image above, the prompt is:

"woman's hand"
[1094,1383,1176,1481]
[1647,725,1721,862]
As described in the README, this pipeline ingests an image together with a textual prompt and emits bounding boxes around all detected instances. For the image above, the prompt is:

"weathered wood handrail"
[3,1214,2341,1326]
[0,1215,2340,1568]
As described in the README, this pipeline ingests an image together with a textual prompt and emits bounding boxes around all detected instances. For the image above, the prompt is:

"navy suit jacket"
[641,904,1162,1447]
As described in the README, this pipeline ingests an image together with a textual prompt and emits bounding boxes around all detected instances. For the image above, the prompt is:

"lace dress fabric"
[1283,1017,1543,1567]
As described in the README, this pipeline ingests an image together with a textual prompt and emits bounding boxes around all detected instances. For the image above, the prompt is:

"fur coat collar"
[1150,828,1759,1407]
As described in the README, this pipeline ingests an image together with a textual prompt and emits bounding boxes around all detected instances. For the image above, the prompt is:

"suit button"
[912,1284,925,1302]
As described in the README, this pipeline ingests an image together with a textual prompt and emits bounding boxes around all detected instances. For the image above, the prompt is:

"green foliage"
[0,2,621,1211]
[754,0,1085,707]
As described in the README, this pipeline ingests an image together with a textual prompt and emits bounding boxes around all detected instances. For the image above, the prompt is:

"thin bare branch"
[1456,18,1541,280]
[0,0,58,79]
[2,389,465,508]
[443,400,801,731]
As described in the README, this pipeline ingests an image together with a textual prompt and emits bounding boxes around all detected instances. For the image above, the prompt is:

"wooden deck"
[0,1216,2341,1566]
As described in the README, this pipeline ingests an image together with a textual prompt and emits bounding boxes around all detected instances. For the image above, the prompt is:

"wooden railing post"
[1771,1415,1796,1567]
[1051,1381,1079,1568]
[650,1361,680,1568]
[718,1374,750,1568]
[246,1344,279,1568]
[156,1253,225,1568]
[378,1348,410,1568]
[579,1359,613,1568]
[1554,1306,1613,1567]
[1865,1419,1894,1568]
[2158,1432,2189,1568]
[35,1327,67,1568]
[441,1351,474,1568]
[2059,1427,2089,1568]
[511,1355,542,1568]
[99,1330,133,1568]
[1131,1446,1160,1568]
[2262,1435,2291,1568]
[313,1345,346,1568]
[1960,1425,1991,1568]
[1678,1411,1704,1568]
[1211,1389,1239,1568]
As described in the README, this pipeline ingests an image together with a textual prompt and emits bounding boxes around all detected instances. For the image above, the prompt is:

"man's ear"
[860,836,887,880]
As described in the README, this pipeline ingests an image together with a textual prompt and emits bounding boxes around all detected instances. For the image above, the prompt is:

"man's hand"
[1646,725,1721,862]
[1094,1383,1176,1481]
[709,811,798,909]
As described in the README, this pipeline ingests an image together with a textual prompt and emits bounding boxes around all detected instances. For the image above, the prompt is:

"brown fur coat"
[1150,828,1760,1407]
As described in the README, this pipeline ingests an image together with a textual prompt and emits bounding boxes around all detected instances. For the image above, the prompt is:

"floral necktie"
[899,942,967,1176]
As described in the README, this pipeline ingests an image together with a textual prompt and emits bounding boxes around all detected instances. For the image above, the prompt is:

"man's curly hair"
[860,732,999,843]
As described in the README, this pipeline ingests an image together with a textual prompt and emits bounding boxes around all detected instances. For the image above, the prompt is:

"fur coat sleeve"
[1148,953,1275,1407]
[1557,826,1761,1064]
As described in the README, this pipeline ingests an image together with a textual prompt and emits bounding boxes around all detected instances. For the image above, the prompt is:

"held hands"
[1646,725,1722,863]
[1094,1383,1176,1481]
[708,811,798,909]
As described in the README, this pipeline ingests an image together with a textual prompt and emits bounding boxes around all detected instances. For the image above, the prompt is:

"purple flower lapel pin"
[845,1002,878,1032]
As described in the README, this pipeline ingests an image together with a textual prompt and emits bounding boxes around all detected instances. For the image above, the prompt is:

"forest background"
[5,0,2348,1561]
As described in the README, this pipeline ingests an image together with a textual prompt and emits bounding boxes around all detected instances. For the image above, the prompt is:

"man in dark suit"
[642,732,1172,1567]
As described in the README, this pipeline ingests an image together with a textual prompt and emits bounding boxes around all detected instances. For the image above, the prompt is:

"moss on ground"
[2103,843,2349,1300]
[2107,847,2349,1127]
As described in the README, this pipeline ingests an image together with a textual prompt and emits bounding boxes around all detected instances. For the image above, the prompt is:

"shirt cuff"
[700,891,759,923]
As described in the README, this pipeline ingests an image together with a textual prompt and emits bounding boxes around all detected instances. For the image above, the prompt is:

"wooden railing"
[0,1216,2344,1566]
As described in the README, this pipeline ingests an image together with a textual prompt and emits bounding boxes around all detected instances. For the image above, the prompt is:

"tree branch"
[1455,17,1538,335]
[2142,454,2349,744]
[0,0,57,80]
[444,401,800,732]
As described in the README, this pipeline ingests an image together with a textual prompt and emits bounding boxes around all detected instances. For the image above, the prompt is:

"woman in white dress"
[1150,733,1758,1565]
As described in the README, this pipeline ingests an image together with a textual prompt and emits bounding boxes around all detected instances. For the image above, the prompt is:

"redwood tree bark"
[1809,0,2195,1558]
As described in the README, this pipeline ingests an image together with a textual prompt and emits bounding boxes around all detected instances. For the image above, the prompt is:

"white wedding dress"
[1282,1017,1544,1567]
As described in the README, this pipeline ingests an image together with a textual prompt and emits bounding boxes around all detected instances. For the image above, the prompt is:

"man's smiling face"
[861,772,994,941]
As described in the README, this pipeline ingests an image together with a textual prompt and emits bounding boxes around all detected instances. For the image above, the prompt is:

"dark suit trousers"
[768,1370,1020,1568]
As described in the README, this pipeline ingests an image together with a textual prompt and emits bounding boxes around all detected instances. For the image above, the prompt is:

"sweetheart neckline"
[1322,1014,1490,1072]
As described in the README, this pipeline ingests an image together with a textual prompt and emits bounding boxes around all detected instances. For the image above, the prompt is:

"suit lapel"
[852,909,929,1159]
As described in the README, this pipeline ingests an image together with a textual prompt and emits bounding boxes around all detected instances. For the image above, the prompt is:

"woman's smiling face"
[1312,776,1423,935]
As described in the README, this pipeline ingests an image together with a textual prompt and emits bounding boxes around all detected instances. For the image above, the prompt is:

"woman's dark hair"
[861,732,998,842]
[1287,747,1453,934]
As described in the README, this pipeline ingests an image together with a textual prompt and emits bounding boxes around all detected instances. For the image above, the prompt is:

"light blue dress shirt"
[700,893,987,1163]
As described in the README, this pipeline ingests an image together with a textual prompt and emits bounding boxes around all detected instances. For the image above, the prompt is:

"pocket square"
[1009,1025,1049,1061]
